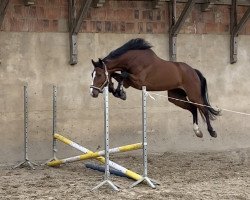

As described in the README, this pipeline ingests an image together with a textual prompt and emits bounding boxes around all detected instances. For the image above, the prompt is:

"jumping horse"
[90,38,220,138]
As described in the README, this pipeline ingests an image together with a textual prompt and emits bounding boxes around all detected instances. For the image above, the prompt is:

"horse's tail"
[194,69,220,120]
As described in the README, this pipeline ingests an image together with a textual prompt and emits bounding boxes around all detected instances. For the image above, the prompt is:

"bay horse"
[90,38,220,138]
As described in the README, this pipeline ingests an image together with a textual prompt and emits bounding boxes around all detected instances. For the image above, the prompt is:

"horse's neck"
[107,58,127,72]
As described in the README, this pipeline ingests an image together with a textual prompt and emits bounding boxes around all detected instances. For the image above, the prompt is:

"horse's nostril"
[91,91,99,98]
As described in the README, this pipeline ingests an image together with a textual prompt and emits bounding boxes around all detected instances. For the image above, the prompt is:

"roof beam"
[153,0,166,8]
[0,0,9,29]
[163,0,250,6]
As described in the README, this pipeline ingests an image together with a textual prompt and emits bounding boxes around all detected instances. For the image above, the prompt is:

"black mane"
[103,38,153,61]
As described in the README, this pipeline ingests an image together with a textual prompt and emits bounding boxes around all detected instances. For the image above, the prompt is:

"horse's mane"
[103,38,153,61]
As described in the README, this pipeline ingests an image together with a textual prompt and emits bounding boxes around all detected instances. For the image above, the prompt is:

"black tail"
[195,69,220,120]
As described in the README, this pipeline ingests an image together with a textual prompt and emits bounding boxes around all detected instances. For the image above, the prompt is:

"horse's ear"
[98,58,104,68]
[91,59,97,67]
[99,58,103,64]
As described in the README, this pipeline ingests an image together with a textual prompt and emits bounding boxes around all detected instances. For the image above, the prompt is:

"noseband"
[90,62,109,93]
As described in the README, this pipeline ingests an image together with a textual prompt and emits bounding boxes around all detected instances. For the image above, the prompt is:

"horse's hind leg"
[183,83,217,138]
[168,89,203,138]
[203,109,217,137]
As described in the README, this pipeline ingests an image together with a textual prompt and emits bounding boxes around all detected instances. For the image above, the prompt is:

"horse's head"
[90,58,109,98]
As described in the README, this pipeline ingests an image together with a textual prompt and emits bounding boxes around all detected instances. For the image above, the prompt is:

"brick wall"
[1,0,250,34]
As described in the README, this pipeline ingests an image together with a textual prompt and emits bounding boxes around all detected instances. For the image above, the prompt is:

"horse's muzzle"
[90,87,100,98]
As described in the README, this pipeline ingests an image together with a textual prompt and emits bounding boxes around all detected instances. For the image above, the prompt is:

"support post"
[14,85,37,170]
[169,0,177,61]
[93,86,119,191]
[169,0,195,61]
[0,0,9,29]
[230,0,250,64]
[69,0,77,65]
[230,0,238,64]
[52,85,57,159]
[130,86,159,189]
[69,0,93,65]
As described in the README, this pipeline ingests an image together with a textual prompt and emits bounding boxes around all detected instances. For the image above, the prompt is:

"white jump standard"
[93,86,120,191]
[46,86,143,182]
[130,86,159,188]
[45,85,58,164]
[14,85,37,170]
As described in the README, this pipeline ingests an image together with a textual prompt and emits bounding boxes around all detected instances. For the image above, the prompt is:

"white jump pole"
[47,142,142,166]
[93,86,119,191]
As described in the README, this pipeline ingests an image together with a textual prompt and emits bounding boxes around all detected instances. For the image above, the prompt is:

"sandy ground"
[1,149,250,200]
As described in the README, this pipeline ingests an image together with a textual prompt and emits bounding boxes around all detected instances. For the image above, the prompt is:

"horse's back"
[131,51,185,90]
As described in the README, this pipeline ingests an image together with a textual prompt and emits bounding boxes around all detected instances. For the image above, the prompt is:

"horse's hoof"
[194,130,203,138]
[210,131,217,138]
[119,91,126,100]
[113,93,119,98]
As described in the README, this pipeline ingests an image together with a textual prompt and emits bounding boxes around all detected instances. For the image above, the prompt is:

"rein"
[90,62,109,93]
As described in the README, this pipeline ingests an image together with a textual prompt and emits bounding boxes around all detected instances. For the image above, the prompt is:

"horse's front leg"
[108,76,116,94]
[111,72,127,100]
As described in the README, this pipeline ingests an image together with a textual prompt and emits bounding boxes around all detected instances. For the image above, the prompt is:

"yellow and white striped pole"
[47,142,142,167]
[48,133,143,181]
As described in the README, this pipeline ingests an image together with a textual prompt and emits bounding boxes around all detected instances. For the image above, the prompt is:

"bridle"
[90,61,109,93]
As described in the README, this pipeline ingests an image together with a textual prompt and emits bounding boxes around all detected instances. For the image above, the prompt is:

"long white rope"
[146,91,250,116]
